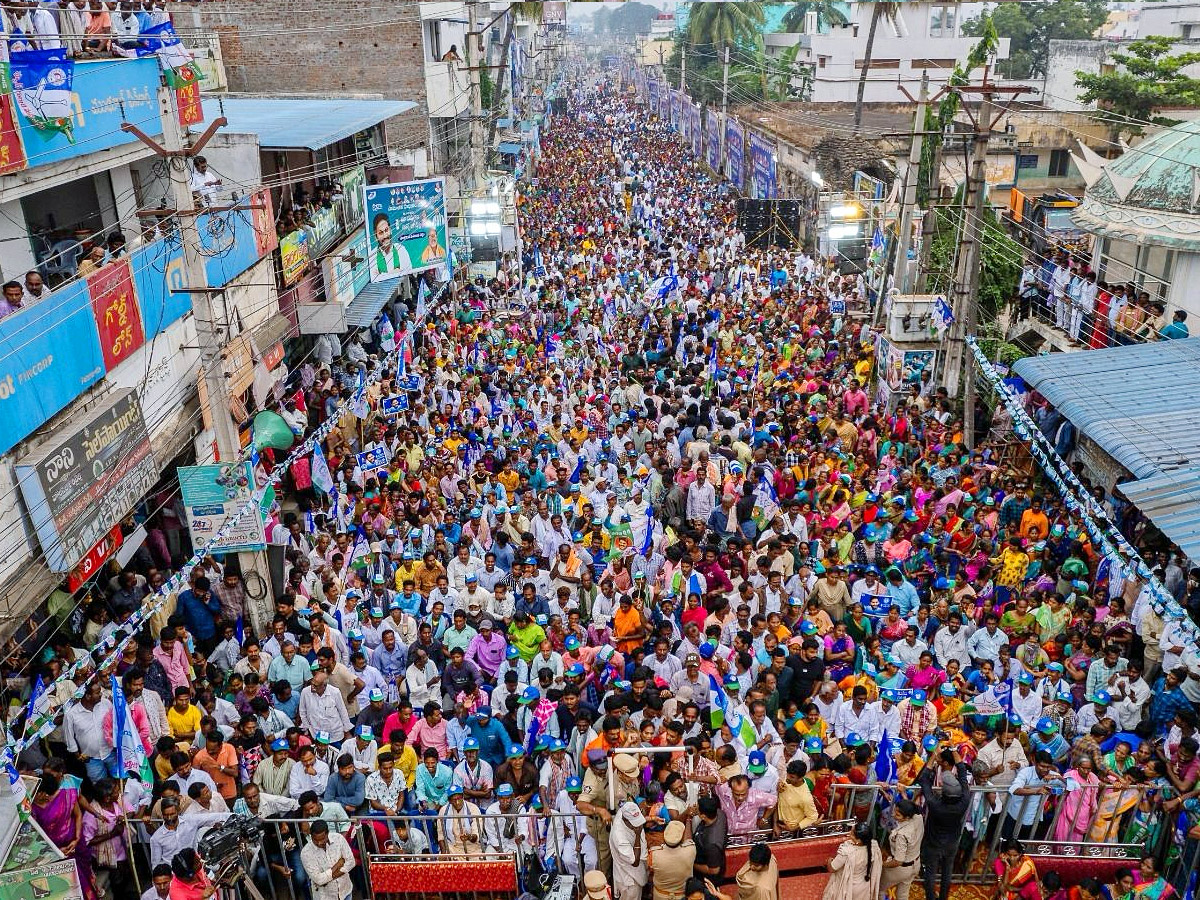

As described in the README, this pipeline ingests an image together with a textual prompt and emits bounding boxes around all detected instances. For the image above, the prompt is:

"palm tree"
[781,1,849,34]
[854,1,900,130]
[686,2,766,50]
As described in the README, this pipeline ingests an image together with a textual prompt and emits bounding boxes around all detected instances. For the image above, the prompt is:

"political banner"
[380,394,409,415]
[830,298,846,316]
[356,445,390,472]
[726,119,744,192]
[398,374,422,392]
[363,177,449,283]
[0,860,84,900]
[861,592,892,618]
[178,462,267,554]
[705,108,721,173]
[749,130,777,200]
[9,48,74,139]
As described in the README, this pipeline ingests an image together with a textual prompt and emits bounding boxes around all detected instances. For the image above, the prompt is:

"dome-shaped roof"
[1074,120,1200,250]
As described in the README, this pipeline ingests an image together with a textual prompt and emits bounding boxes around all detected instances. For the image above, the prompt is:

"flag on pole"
[707,674,727,730]
[311,443,335,496]
[111,676,152,783]
[639,506,655,557]
[569,455,586,484]
[140,20,202,87]
[22,675,46,739]
[875,730,898,784]
[416,279,429,324]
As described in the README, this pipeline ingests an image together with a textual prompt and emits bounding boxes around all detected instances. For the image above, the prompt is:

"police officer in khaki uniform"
[881,799,925,900]
[576,749,640,877]
[648,820,695,900]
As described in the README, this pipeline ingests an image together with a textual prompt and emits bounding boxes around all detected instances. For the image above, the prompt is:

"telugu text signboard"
[16,390,158,573]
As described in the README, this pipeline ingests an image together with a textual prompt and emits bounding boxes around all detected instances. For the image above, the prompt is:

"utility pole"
[467,0,486,190]
[680,40,687,92]
[720,45,730,164]
[940,70,1030,448]
[122,87,273,632]
[890,71,931,300]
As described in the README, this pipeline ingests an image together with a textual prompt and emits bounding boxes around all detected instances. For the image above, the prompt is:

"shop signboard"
[13,57,160,168]
[0,279,105,457]
[178,461,267,553]
[15,389,157,573]
[362,177,449,282]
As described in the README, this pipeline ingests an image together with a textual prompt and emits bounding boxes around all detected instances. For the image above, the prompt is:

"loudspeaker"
[736,198,803,251]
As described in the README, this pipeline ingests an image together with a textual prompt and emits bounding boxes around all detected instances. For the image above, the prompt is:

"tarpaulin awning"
[201,97,416,150]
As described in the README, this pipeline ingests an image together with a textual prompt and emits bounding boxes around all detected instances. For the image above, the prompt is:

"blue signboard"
[380,394,409,415]
[356,446,390,471]
[749,130,777,200]
[726,120,744,191]
[16,57,161,168]
[0,279,105,456]
[133,238,188,340]
[363,178,449,283]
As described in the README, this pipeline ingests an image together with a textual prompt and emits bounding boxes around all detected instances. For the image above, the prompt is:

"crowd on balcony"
[4,73,1199,900]
[1,0,187,58]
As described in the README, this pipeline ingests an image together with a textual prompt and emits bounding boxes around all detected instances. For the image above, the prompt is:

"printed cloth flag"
[708,673,727,729]
[10,48,74,139]
[140,21,202,87]
[416,280,429,324]
[875,730,898,784]
[638,506,655,556]
[22,675,47,738]
[311,443,335,496]
[933,296,955,335]
[111,676,152,782]
[752,474,779,531]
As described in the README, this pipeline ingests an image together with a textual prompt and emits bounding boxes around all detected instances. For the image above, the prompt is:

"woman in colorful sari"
[1053,754,1100,843]
[993,840,1040,900]
[1089,769,1146,842]
[1101,868,1137,900]
[823,621,856,683]
[1133,855,1175,900]
[31,774,96,900]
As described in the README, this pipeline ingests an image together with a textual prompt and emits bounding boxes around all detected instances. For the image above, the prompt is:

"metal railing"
[105,780,1196,900]
[827,780,1166,884]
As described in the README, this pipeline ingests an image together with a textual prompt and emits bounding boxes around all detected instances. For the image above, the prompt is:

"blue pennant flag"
[23,675,45,738]
[235,616,245,645]
[875,730,898,784]
[639,506,655,556]
[569,455,585,484]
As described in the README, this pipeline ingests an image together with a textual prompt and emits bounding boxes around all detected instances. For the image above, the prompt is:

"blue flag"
[639,506,655,556]
[569,455,585,484]
[22,675,45,738]
[875,730,898,784]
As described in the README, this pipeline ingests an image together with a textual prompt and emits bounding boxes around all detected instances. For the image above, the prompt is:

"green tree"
[962,0,1107,80]
[854,2,900,130]
[606,1,661,35]
[927,200,1024,320]
[770,44,813,100]
[1075,36,1200,137]
[780,1,848,34]
[686,1,766,49]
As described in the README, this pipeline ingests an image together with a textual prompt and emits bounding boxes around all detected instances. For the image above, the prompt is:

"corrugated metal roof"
[201,97,416,150]
[1119,468,1200,563]
[345,279,397,328]
[1011,338,1200,479]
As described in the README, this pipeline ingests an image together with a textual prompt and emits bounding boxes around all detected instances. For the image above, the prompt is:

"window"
[856,58,900,70]
[425,20,443,62]
[911,58,958,70]
[1048,148,1070,177]
[929,5,956,37]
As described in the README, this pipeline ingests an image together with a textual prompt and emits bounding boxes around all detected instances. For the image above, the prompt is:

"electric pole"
[719,45,730,165]
[891,71,930,299]
[940,71,1030,447]
[468,0,486,190]
[122,87,274,632]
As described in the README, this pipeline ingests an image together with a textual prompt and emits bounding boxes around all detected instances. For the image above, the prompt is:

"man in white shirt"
[299,671,353,743]
[189,156,222,205]
[288,745,331,799]
[300,821,356,900]
[833,687,879,740]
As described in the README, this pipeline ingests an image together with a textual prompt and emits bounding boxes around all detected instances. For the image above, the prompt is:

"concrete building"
[764,1,1011,105]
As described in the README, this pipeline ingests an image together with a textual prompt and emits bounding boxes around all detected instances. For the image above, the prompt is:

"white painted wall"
[0,199,38,283]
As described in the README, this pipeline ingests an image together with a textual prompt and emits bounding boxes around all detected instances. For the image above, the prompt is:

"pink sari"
[1053,768,1099,842]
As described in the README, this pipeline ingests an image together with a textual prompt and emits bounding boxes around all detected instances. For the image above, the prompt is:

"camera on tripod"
[197,815,266,885]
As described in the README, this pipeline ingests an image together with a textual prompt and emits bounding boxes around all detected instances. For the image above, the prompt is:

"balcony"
[425,60,472,120]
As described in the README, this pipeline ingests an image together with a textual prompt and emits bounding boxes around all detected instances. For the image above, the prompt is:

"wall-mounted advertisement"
[363,178,449,283]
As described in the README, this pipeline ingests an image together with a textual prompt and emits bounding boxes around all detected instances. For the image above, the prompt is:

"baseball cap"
[567,663,586,677]
[270,738,289,751]
[358,726,374,741]
[845,732,865,748]
[368,688,384,702]
[747,750,767,774]
[1017,671,1034,686]
[506,645,520,660]
[496,783,514,797]
[448,783,464,796]
[476,705,493,718]
[315,731,332,745]
[1093,689,1112,705]
[519,686,540,705]
[1035,717,1058,735]
[803,736,823,754]
[506,744,526,759]
[910,689,927,706]
[565,635,581,651]
[940,683,957,696]
[464,738,480,751]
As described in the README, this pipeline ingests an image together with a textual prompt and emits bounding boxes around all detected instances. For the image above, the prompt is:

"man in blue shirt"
[468,705,511,769]
[884,568,920,618]
[178,576,221,652]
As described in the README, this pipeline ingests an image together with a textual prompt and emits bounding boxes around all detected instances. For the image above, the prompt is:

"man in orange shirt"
[612,594,650,656]
[582,715,627,767]
[193,730,239,800]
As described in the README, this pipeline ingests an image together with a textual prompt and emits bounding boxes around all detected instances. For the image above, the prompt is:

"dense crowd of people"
[6,72,1199,900]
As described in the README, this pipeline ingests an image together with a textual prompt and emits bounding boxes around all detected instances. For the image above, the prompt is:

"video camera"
[197,815,265,884]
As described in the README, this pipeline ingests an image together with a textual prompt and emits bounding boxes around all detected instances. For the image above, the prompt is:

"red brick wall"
[191,0,430,151]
